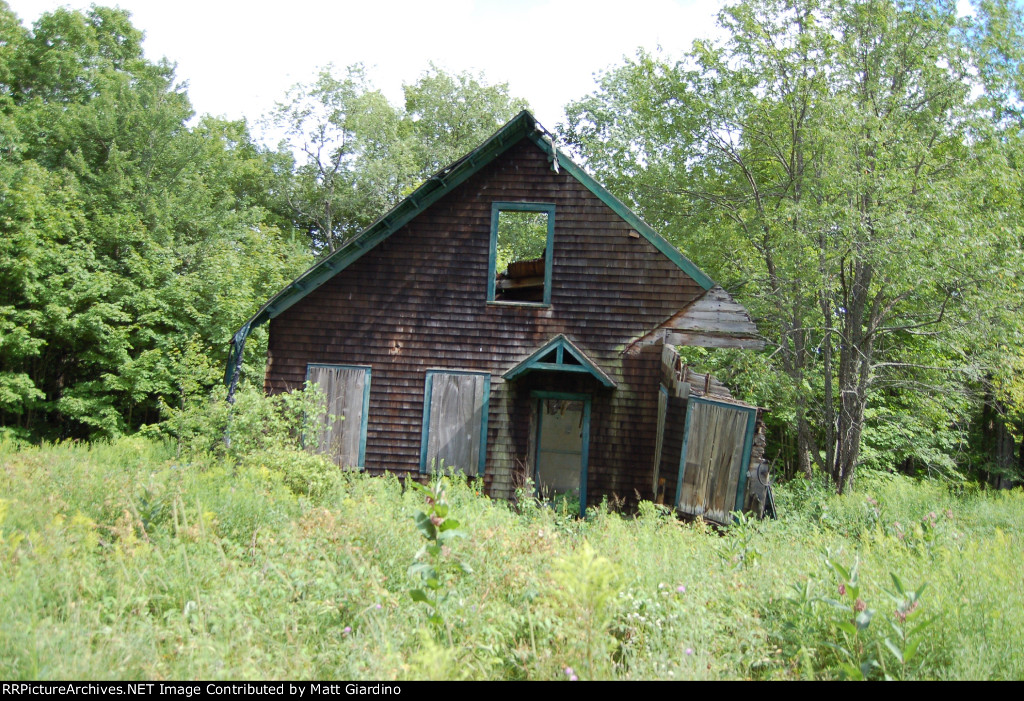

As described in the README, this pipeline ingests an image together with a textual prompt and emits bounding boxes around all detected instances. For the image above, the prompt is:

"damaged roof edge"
[225,110,716,387]
[526,132,714,291]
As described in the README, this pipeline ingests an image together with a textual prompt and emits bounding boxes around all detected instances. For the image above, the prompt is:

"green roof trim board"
[225,110,715,388]
[503,334,616,389]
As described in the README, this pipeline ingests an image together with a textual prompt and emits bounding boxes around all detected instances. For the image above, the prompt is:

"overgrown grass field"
[1,438,1022,680]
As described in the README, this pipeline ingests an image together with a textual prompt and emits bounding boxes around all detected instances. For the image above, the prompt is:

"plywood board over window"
[675,397,756,524]
[420,371,491,476]
[306,364,371,468]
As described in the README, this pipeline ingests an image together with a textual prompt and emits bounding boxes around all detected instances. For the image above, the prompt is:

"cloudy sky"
[9,0,726,141]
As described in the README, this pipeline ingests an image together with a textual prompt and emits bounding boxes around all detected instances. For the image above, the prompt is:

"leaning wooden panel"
[675,396,757,525]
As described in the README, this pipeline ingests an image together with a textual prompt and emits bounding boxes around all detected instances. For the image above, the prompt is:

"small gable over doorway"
[502,335,616,389]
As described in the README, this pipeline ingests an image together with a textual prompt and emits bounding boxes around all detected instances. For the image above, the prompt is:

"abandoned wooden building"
[225,110,769,524]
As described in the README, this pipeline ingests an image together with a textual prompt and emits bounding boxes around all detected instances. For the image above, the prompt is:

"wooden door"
[675,398,756,523]
[533,393,590,516]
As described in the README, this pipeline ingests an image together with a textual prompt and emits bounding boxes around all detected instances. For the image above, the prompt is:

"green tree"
[563,0,1024,491]
[270,64,410,253]
[272,63,529,254]
[0,4,307,438]
[404,64,529,179]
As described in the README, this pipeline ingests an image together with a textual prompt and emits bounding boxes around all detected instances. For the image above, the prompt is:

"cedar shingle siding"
[265,139,704,506]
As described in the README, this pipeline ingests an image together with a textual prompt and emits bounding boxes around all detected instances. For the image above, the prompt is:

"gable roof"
[226,110,716,386]
[503,334,617,389]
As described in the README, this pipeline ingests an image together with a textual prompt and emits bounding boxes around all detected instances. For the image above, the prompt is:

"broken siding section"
[659,344,769,523]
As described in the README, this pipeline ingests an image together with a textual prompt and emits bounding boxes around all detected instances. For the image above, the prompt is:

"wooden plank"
[664,332,765,350]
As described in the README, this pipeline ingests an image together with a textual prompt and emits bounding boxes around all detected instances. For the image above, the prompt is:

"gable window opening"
[489,202,554,305]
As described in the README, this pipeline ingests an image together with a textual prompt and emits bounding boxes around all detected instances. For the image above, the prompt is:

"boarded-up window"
[420,371,490,476]
[676,398,756,524]
[306,364,371,468]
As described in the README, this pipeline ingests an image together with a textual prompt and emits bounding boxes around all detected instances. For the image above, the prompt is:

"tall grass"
[1,437,1022,680]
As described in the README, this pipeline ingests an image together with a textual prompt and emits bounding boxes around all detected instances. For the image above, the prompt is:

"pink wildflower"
[838,583,847,596]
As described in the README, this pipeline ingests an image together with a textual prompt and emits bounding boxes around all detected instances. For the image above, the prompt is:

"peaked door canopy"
[503,334,616,389]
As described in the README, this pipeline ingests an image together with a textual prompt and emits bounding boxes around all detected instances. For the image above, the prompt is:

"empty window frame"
[306,364,371,468]
[419,370,491,476]
[488,202,555,305]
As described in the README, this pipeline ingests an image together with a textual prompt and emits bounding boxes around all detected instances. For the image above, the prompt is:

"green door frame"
[675,396,757,520]
[531,390,591,518]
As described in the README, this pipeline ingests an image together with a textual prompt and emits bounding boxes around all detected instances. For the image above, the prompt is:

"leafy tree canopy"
[271,63,528,253]
[0,3,307,439]
[562,0,1024,490]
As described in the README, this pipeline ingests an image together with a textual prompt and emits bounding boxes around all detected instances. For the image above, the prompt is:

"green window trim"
[305,363,372,468]
[419,370,492,476]
[487,201,556,306]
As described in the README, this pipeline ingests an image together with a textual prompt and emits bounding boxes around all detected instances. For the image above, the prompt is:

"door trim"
[531,390,591,517]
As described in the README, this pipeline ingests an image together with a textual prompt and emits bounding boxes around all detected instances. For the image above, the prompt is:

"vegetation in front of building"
[1,429,1021,680]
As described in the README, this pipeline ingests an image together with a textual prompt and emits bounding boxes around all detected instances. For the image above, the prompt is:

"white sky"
[8,0,726,144]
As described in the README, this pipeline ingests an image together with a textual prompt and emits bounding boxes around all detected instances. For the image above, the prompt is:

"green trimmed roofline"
[226,110,715,388]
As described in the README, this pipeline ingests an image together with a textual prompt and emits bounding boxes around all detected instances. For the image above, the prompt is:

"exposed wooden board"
[628,284,762,351]
[663,332,766,350]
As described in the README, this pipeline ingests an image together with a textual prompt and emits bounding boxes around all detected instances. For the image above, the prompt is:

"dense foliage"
[1,435,1021,680]
[0,3,309,440]
[0,5,527,441]
[561,0,1024,489]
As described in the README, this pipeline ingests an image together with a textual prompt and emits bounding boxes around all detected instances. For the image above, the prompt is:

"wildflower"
[375,603,382,610]
[854,599,866,612]
[838,583,847,596]
[945,509,953,519]
[676,585,686,594]
[564,667,577,681]
[343,626,352,636]
[430,514,444,527]
[685,648,694,656]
